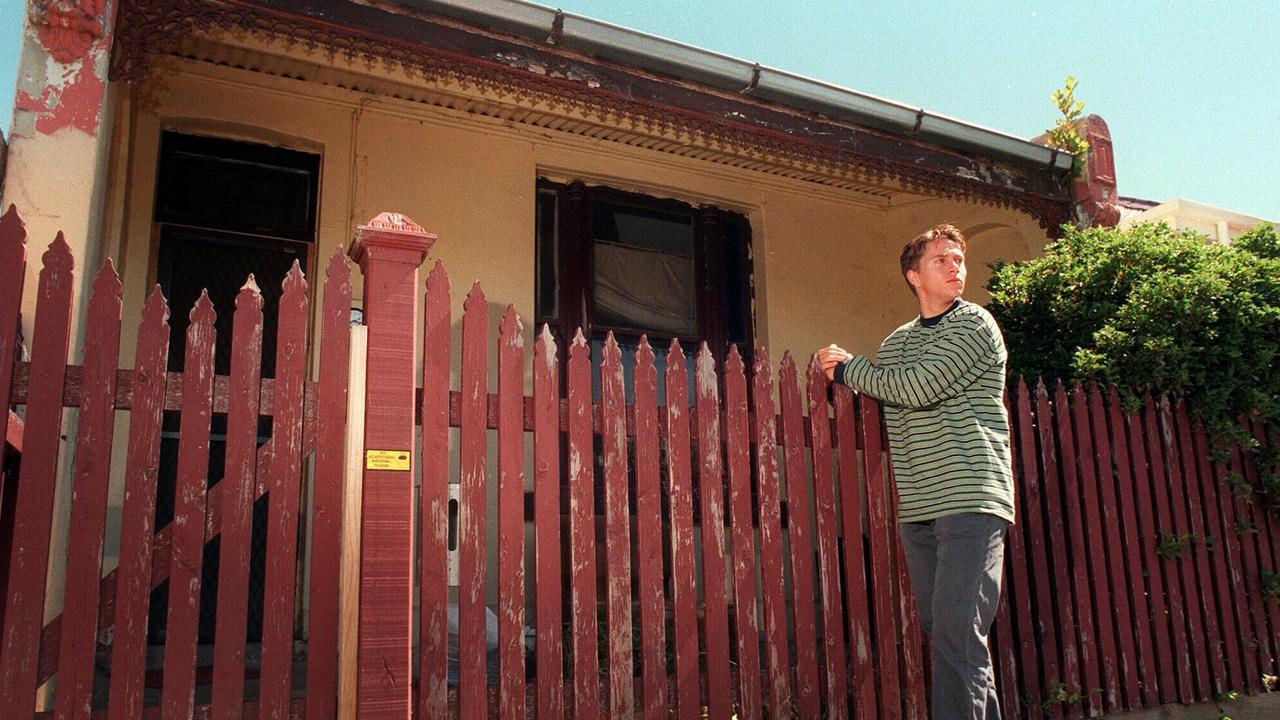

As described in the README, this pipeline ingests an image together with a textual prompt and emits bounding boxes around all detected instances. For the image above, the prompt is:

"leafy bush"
[986,221,1280,448]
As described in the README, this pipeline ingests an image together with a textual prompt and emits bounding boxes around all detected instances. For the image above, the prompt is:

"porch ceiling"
[111,0,1072,227]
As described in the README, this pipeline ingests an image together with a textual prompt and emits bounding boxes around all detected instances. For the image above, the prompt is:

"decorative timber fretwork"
[112,0,1072,232]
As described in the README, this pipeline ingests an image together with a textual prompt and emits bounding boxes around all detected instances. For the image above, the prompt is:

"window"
[536,179,753,400]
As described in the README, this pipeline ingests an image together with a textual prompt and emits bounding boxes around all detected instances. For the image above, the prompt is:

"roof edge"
[405,0,1075,173]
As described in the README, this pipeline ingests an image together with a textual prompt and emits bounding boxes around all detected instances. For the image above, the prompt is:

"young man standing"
[817,223,1014,720]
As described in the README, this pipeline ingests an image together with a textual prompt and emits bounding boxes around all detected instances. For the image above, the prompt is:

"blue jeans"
[900,513,1007,720]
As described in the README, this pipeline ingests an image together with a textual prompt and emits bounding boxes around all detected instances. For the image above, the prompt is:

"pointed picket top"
[635,334,654,369]
[725,344,744,378]
[0,204,27,264]
[1015,375,1029,407]
[779,350,799,386]
[141,284,171,328]
[665,337,686,371]
[569,327,588,359]
[1052,378,1070,414]
[282,259,308,296]
[602,330,621,366]
[535,323,557,369]
[235,273,264,312]
[753,345,772,384]
[326,245,351,285]
[806,352,825,381]
[805,354,829,415]
[0,204,26,239]
[90,258,123,302]
[500,304,524,348]
[462,279,486,315]
[190,289,216,327]
[427,259,450,295]
[1034,376,1048,400]
[41,230,74,275]
[695,342,717,393]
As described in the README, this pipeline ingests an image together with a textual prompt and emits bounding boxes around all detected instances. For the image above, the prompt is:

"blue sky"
[2,0,1276,220]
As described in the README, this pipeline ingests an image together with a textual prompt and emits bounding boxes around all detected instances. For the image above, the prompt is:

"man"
[816,223,1014,720]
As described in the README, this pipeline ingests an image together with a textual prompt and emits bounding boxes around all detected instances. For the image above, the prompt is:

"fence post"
[349,213,435,719]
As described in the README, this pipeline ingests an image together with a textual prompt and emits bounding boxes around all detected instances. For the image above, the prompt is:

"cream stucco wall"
[107,59,1051,380]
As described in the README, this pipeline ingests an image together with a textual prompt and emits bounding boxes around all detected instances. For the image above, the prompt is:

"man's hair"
[899,223,967,295]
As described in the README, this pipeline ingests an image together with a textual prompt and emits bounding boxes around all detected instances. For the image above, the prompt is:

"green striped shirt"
[836,300,1015,524]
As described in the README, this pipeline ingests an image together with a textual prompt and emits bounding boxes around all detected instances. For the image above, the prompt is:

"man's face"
[907,238,966,305]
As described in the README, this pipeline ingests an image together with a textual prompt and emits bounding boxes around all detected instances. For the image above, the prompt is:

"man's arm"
[833,317,1001,408]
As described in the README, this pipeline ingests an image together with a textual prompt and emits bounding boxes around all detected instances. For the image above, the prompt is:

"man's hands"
[816,344,853,382]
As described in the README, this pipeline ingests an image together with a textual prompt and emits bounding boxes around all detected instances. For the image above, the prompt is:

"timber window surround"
[535,178,754,382]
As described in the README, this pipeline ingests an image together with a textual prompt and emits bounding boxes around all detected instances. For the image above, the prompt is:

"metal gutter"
[402,0,1075,173]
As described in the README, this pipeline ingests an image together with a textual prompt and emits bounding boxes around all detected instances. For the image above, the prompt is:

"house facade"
[0,1,1091,716]
[5,0,1074,366]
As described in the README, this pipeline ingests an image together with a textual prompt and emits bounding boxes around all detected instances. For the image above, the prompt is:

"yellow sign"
[365,449,411,471]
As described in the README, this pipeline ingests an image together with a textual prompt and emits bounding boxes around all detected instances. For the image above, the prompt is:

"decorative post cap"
[348,211,437,268]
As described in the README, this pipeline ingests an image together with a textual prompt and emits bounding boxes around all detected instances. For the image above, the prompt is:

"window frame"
[536,178,754,368]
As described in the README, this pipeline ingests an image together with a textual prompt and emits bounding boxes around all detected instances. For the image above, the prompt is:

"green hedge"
[986,222,1280,453]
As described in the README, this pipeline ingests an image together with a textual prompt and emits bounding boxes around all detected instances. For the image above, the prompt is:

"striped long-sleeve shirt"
[835,300,1015,524]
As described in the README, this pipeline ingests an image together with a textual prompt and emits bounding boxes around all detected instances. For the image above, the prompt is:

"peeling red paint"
[36,6,103,64]
[14,0,113,137]
[34,59,106,136]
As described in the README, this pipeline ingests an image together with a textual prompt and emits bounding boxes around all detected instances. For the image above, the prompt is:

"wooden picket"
[210,280,264,720]
[306,249,352,720]
[2,215,1280,720]
[1034,380,1080,718]
[1052,380,1101,715]
[1158,398,1210,702]
[1070,383,1117,712]
[0,233,74,717]
[419,260,450,720]
[497,307,526,720]
[1110,387,1160,707]
[566,331,598,719]
[1087,384,1140,710]
[751,349,791,719]
[633,337,665,720]
[531,326,564,720]
[665,341,699,720]
[858,394,900,718]
[53,263,121,720]
[600,333,632,718]
[259,265,309,720]
[159,290,215,720]
[778,353,819,719]
[458,282,488,720]
[0,206,26,514]
[806,360,848,720]
[1003,379,1044,707]
[832,385,874,720]
[723,347,762,720]
[1189,406,1244,692]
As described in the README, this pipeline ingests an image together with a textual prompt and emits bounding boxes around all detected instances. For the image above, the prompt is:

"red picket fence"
[1,202,1279,719]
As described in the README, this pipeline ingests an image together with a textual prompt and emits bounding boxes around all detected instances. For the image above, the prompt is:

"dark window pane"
[156,132,320,241]
[590,202,696,336]
[536,188,559,320]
